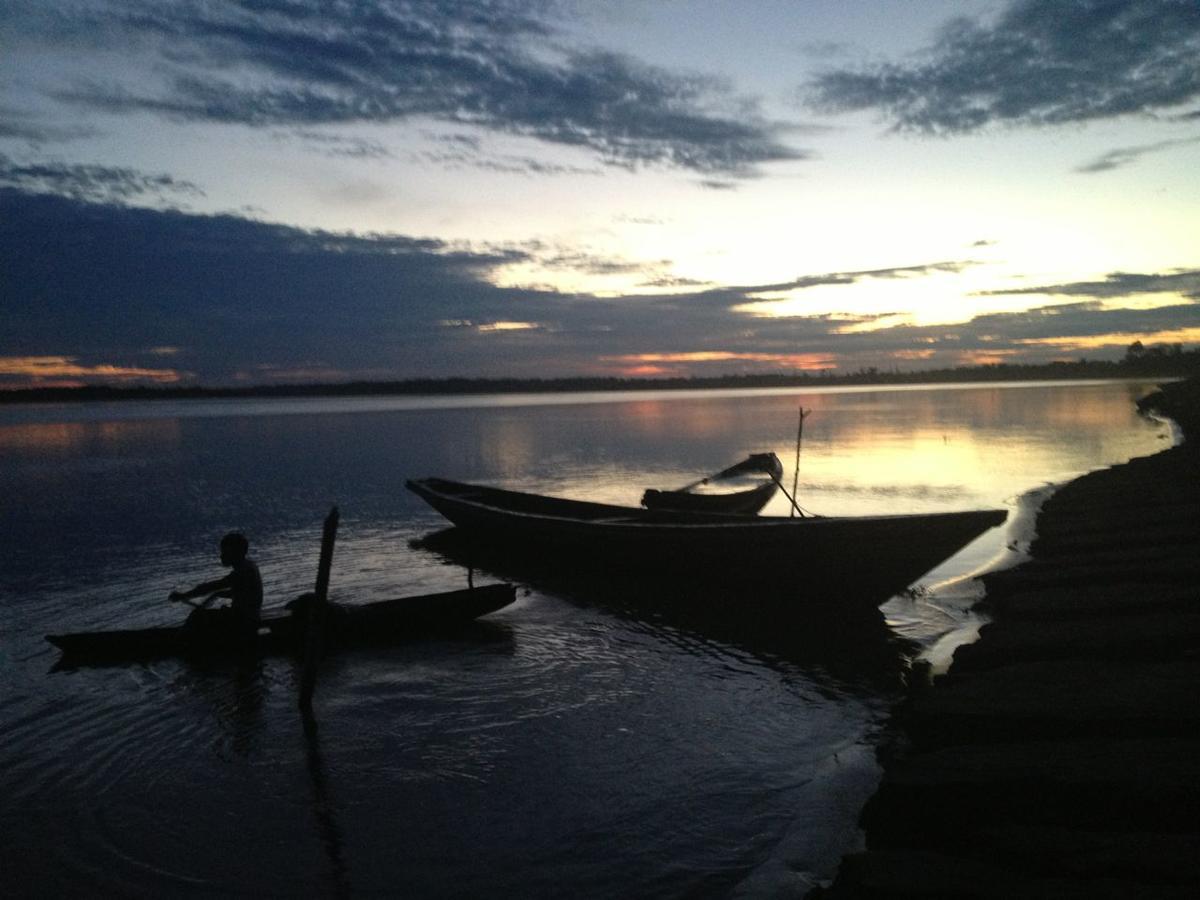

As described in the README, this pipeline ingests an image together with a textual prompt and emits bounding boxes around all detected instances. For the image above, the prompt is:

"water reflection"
[301,710,351,898]
[172,658,268,758]
[0,380,1173,898]
[414,528,915,694]
[0,421,92,453]
[477,414,542,480]
[0,417,183,455]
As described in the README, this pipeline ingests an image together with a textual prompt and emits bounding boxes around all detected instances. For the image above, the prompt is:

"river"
[0,379,1171,896]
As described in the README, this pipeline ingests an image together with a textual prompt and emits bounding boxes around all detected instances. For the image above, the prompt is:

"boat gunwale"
[46,582,516,658]
[407,477,1007,531]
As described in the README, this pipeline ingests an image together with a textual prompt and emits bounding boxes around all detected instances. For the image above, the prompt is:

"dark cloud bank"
[3,185,1197,385]
[809,0,1200,133]
[7,0,801,177]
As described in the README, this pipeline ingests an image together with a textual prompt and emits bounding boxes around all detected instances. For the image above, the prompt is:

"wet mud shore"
[816,376,1200,899]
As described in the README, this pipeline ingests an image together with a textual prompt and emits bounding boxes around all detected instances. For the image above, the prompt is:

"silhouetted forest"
[3,342,1198,405]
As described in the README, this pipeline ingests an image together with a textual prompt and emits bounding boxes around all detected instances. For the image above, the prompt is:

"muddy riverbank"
[816,376,1200,898]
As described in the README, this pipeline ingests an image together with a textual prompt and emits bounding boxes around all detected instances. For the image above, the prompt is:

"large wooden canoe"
[407,478,1007,605]
[46,583,516,664]
[641,453,784,514]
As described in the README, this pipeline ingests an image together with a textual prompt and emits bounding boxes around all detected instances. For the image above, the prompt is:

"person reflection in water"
[170,532,263,639]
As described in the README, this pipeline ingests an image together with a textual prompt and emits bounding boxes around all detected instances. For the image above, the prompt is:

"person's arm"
[170,572,233,602]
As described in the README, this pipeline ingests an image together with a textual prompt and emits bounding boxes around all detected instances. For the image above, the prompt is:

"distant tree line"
[3,342,1198,405]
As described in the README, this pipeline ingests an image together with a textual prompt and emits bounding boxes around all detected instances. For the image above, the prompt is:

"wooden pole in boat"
[791,407,810,518]
[769,472,806,518]
[300,506,339,712]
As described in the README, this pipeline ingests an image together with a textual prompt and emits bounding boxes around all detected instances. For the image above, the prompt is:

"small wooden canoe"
[46,583,516,664]
[641,453,784,514]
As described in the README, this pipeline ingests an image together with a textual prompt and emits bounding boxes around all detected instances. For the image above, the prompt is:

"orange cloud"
[602,351,836,370]
[619,364,674,377]
[1013,327,1200,352]
[477,321,540,332]
[0,355,182,386]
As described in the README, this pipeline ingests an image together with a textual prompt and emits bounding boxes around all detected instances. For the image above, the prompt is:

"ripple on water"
[8,571,895,898]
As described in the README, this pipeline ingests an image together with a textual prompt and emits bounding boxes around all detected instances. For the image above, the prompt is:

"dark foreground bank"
[816,377,1200,899]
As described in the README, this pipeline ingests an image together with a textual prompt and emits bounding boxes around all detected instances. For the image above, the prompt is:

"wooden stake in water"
[791,407,811,519]
[300,506,339,712]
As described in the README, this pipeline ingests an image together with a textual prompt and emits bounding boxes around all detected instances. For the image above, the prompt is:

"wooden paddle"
[300,506,339,712]
[169,592,222,610]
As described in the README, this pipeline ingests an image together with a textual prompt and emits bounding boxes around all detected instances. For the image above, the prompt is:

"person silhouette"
[171,532,263,639]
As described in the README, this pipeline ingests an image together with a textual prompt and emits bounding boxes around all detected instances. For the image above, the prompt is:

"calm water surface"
[0,380,1171,897]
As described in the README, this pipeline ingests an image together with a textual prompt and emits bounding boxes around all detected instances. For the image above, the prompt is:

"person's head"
[219,532,249,565]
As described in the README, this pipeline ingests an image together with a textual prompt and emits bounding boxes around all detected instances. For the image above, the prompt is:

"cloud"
[476,321,540,333]
[0,355,182,386]
[940,300,1200,341]
[598,351,838,376]
[831,261,975,281]
[0,106,98,145]
[761,300,1200,368]
[728,259,982,310]
[11,0,803,177]
[637,276,713,289]
[284,130,395,160]
[1075,135,1200,173]
[0,154,204,205]
[529,248,672,277]
[3,185,1196,385]
[614,214,667,226]
[1,185,531,381]
[978,269,1200,300]
[0,184,938,382]
[808,0,1200,133]
[386,128,604,176]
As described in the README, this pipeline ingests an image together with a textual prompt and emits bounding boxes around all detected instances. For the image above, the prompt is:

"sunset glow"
[603,351,837,371]
[0,356,182,387]
[477,321,541,333]
[1,1,1197,386]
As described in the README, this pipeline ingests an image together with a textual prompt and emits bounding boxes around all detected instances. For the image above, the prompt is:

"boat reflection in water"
[415,527,910,693]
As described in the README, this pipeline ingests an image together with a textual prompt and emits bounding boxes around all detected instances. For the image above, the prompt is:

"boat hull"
[46,583,516,665]
[407,478,1007,605]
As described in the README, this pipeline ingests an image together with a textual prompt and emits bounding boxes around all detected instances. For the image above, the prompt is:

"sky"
[2,0,1198,387]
